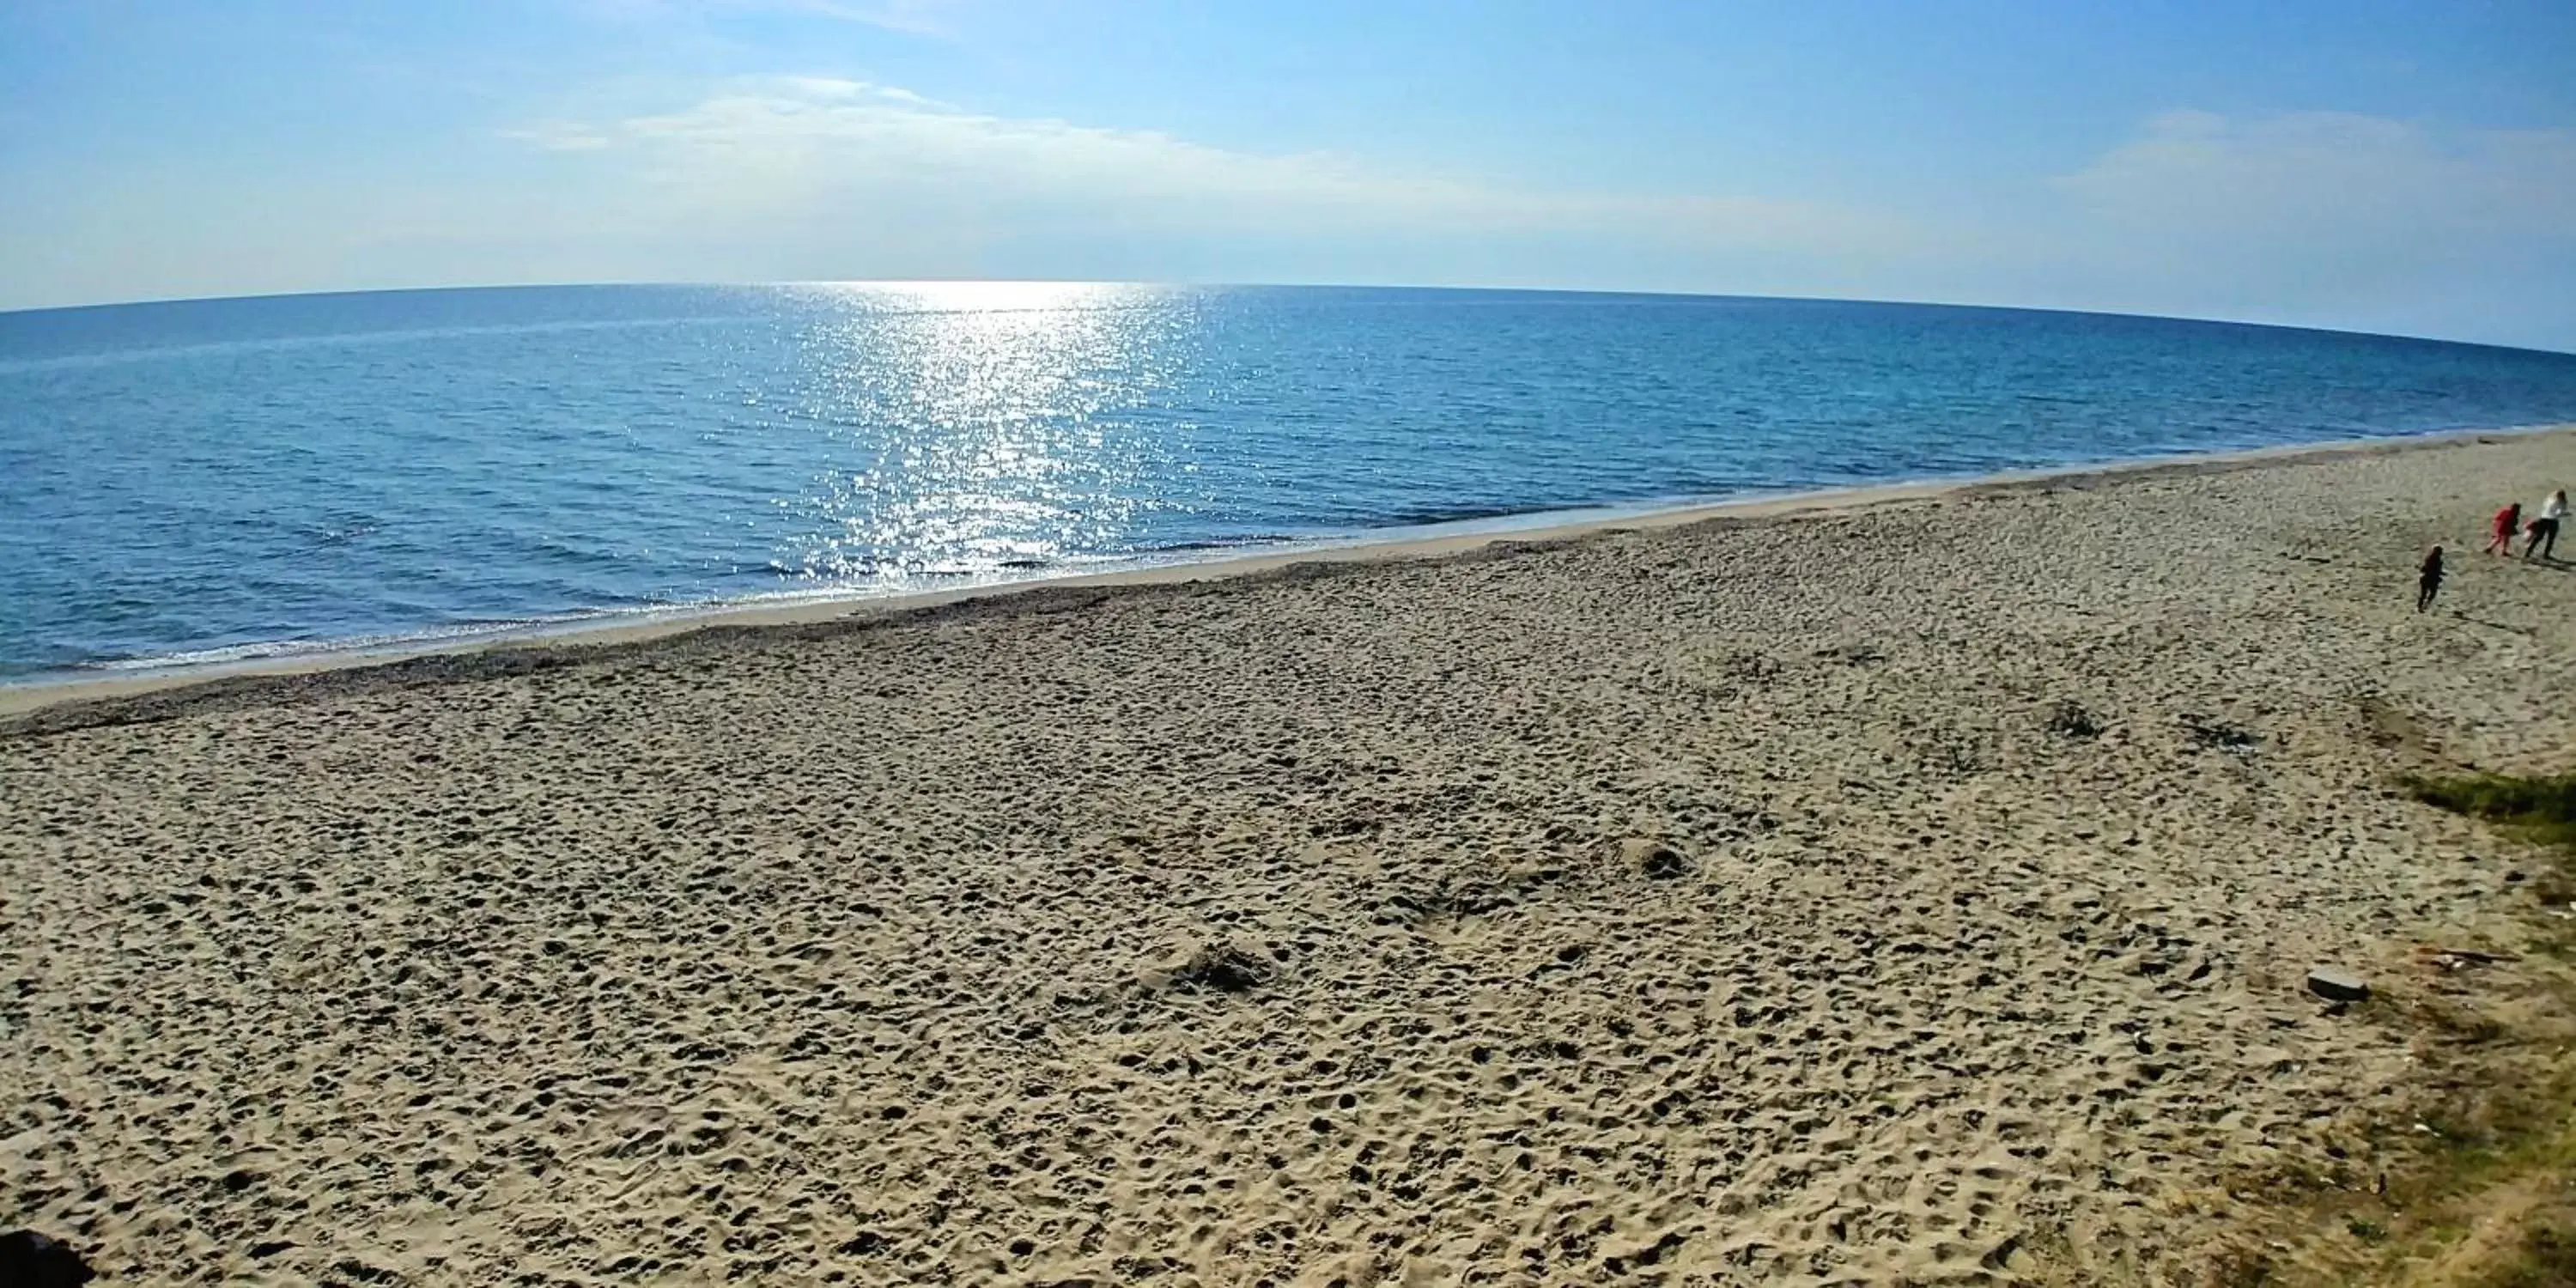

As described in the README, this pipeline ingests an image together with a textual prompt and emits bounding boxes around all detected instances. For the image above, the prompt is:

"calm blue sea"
[5,283,2576,679]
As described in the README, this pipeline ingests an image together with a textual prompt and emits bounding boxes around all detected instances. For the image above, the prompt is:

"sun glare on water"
[790,280,1157,314]
[768,282,1197,585]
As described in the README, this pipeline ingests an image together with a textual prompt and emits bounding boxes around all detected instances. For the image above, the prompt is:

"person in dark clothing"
[2417,545,2445,612]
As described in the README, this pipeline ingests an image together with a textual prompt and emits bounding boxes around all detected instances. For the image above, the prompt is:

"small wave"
[70,617,594,674]
[1137,536,1304,554]
[1367,504,1547,528]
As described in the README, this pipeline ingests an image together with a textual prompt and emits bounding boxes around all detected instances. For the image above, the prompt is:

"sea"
[6,283,2576,681]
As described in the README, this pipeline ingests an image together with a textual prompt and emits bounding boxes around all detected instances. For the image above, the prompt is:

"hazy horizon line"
[7,278,2574,359]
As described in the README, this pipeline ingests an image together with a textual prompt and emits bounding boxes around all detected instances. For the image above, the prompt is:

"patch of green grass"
[2405,771,2576,907]
[2470,1220,2576,1288]
[2376,769,2576,1288]
[2402,772,2576,851]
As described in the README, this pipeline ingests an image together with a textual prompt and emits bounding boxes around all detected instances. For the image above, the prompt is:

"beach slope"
[5,430,2574,1285]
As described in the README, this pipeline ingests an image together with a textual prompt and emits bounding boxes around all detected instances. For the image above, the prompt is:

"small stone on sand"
[2306,968,2370,1003]
[1622,838,1691,880]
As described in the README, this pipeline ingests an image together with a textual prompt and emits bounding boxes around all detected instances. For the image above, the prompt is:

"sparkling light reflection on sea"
[4,283,2576,677]
[775,283,1185,580]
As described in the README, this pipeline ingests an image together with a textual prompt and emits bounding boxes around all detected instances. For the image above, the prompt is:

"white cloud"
[501,121,617,152]
[504,76,1914,278]
[2057,109,2576,241]
[2011,110,2576,343]
[770,0,961,38]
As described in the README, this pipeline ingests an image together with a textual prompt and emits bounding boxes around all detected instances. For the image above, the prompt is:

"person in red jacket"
[2485,501,2522,555]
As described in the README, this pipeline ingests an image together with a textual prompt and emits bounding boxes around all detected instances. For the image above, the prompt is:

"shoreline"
[3,420,2567,722]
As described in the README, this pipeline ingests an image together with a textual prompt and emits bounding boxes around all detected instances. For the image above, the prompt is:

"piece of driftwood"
[2418,946,2518,966]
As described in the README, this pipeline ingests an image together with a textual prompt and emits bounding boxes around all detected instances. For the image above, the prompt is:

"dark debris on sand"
[0,1230,97,1288]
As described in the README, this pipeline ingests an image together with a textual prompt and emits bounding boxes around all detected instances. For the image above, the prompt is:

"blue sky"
[3,1,2573,349]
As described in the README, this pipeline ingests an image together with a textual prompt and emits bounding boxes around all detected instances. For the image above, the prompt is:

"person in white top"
[2527,488,2567,562]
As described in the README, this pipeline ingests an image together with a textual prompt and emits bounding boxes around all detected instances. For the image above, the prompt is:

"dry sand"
[4,428,2574,1286]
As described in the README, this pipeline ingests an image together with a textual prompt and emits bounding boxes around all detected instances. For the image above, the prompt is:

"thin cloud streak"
[2057,110,2576,240]
[519,76,1917,257]
[740,0,961,38]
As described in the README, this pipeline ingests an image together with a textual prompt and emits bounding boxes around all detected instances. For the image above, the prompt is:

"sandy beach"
[6,427,2574,1285]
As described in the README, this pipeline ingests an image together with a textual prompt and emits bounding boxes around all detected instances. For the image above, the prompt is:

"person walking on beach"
[2417,546,2445,612]
[2526,489,2567,561]
[2486,501,2522,555]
